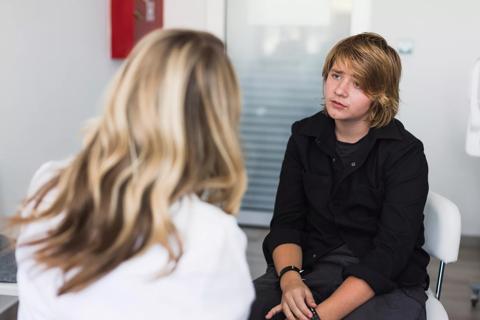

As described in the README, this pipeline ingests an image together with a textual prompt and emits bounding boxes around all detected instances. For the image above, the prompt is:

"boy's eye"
[331,73,340,80]
[353,81,360,89]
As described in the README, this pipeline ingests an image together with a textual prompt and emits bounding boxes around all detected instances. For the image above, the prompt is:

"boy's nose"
[334,80,349,97]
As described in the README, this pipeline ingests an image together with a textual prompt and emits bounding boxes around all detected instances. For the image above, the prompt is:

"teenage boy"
[249,33,429,320]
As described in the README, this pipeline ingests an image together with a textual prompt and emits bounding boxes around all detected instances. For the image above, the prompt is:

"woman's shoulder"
[173,195,246,249]
[27,159,71,196]
[179,195,242,234]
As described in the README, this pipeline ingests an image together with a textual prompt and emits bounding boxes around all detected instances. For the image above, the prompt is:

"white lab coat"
[16,161,255,320]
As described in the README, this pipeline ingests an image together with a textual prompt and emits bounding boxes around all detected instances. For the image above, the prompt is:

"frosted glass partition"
[226,0,353,222]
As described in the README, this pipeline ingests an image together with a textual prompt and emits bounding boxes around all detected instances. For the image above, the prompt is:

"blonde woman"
[12,29,254,319]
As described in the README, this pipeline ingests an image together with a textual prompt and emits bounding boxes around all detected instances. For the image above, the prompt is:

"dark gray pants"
[249,246,426,320]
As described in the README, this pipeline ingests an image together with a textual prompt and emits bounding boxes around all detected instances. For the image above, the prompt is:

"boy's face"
[324,60,372,124]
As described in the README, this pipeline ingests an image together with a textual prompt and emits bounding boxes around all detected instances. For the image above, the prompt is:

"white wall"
[0,0,121,215]
[164,0,224,39]
[0,0,216,217]
[164,0,208,30]
[369,0,480,236]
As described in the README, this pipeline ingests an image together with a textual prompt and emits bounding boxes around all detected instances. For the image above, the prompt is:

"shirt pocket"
[302,172,332,210]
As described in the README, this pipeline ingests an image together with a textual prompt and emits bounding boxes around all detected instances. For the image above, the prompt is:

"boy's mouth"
[331,99,348,109]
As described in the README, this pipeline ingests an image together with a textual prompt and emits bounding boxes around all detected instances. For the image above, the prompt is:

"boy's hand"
[265,272,317,320]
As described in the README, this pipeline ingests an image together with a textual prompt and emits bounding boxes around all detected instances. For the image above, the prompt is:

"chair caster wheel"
[471,295,478,308]
[470,285,479,308]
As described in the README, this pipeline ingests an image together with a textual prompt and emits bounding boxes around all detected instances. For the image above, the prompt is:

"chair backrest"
[423,191,462,301]
[423,192,461,263]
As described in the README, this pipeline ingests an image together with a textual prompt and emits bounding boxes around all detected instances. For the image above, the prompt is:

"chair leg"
[435,261,446,300]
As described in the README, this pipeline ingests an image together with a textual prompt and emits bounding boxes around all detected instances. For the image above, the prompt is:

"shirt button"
[332,157,336,163]
[350,161,356,167]
[312,254,317,258]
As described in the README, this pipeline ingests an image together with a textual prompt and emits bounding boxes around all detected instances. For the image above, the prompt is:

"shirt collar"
[297,111,403,142]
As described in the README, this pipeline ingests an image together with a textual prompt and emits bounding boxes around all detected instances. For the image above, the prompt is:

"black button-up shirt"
[263,112,430,294]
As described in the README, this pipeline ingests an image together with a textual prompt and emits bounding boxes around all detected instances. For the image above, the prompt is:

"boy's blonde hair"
[322,32,401,127]
[12,29,246,294]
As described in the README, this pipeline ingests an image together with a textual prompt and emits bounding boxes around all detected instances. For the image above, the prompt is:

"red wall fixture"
[111,0,164,59]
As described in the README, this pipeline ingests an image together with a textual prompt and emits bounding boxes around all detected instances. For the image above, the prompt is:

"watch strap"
[278,265,303,281]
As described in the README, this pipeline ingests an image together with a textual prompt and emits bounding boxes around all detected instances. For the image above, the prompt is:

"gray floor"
[243,227,480,320]
[0,296,17,320]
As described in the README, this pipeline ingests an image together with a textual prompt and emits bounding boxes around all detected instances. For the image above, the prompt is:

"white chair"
[423,192,462,320]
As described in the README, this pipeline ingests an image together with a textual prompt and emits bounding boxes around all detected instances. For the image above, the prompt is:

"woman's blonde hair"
[11,29,246,294]
[322,32,402,127]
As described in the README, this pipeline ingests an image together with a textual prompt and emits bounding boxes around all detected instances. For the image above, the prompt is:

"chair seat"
[425,289,448,320]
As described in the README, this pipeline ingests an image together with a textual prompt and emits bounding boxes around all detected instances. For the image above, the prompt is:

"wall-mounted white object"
[397,39,414,55]
[466,58,480,157]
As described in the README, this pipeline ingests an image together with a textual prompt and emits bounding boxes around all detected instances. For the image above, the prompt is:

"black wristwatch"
[278,265,303,281]
[309,307,321,320]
